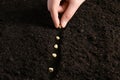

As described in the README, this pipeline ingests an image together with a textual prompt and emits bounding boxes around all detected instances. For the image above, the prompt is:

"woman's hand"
[47,0,85,28]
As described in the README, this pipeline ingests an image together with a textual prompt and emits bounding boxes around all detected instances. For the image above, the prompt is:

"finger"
[58,2,68,13]
[61,0,85,28]
[50,10,60,28]
[47,0,61,28]
[58,6,65,13]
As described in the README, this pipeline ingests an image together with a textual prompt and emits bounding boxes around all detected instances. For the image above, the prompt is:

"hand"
[47,0,85,28]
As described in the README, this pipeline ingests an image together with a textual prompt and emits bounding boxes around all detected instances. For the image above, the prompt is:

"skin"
[47,0,86,28]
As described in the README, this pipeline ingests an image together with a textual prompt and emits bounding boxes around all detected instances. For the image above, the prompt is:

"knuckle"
[70,0,77,4]
[63,14,72,20]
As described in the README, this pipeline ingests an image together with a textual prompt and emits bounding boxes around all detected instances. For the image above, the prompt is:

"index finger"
[47,0,61,28]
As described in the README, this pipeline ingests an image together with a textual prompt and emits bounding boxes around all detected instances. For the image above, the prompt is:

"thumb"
[61,0,85,28]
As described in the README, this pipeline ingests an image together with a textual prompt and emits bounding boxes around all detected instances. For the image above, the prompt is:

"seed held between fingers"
[58,25,62,29]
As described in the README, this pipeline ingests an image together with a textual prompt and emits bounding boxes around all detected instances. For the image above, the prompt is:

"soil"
[0,0,120,80]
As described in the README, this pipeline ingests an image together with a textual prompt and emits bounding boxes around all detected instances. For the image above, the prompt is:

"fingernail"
[61,21,67,28]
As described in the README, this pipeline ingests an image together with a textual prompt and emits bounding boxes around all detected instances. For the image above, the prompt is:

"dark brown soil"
[0,0,120,80]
